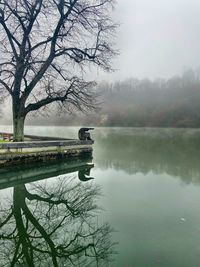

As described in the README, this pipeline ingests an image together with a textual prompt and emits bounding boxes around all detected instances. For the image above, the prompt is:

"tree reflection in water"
[0,176,115,266]
[94,128,200,184]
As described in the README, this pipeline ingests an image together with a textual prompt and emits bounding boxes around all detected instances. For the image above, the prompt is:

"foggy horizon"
[1,0,200,127]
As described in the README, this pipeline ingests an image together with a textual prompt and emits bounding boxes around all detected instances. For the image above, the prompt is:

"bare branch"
[0,0,117,140]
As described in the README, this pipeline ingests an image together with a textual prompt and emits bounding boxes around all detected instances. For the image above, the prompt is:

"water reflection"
[78,167,94,182]
[0,158,94,189]
[94,128,200,184]
[0,159,115,266]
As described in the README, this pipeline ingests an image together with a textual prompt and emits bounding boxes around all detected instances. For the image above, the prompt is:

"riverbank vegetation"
[23,69,200,128]
[96,69,200,127]
[2,69,200,128]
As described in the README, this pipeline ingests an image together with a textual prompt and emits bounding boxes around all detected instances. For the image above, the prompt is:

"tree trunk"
[13,115,25,142]
[13,185,35,267]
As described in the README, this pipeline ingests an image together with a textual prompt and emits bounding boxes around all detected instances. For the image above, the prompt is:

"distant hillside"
[2,69,200,128]
[95,69,200,127]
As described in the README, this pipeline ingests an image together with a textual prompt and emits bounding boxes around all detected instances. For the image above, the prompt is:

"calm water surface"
[1,127,200,266]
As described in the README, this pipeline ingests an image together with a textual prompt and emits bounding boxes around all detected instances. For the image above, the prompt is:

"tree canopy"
[0,0,116,140]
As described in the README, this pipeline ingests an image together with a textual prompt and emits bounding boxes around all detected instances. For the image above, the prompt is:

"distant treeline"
[96,69,200,127]
[25,69,200,127]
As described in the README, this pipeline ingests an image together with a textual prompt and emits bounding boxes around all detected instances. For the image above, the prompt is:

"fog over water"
[1,1,200,265]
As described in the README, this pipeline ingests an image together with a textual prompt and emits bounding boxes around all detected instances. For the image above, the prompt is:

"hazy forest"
[1,62,200,127]
[19,68,200,127]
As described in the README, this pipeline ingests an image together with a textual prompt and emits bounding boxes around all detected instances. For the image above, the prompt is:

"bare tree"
[0,177,116,266]
[0,0,117,141]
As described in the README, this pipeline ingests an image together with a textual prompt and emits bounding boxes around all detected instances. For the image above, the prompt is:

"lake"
[0,126,200,266]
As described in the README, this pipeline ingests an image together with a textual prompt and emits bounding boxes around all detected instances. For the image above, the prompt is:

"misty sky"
[94,0,200,81]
